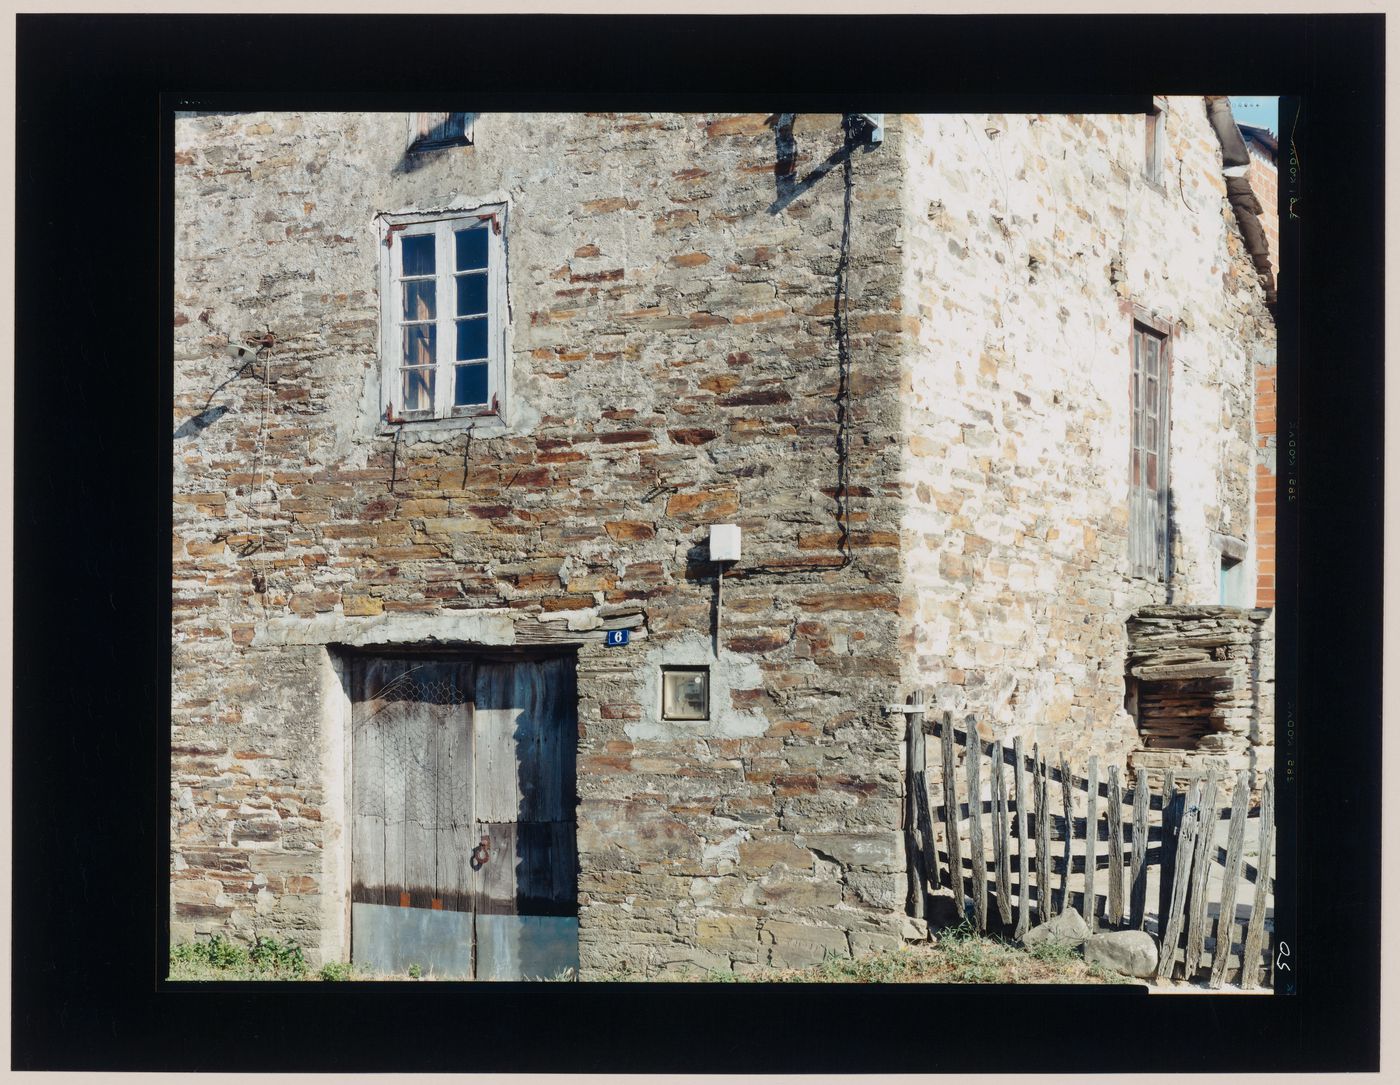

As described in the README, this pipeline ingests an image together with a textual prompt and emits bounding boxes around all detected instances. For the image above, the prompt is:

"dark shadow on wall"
[765,112,857,215]
[392,113,478,176]
[173,352,261,441]
[474,654,578,922]
[1165,487,1178,603]
[172,404,228,440]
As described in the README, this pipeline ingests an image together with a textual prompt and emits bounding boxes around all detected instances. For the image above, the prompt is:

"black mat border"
[12,12,1380,1074]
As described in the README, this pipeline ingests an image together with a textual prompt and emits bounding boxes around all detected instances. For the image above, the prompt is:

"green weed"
[249,935,307,977]
[168,933,308,980]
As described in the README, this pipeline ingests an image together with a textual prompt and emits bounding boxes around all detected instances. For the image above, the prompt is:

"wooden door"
[350,655,577,980]
[471,657,578,980]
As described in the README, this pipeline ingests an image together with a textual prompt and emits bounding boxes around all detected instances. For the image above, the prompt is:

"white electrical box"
[709,524,741,563]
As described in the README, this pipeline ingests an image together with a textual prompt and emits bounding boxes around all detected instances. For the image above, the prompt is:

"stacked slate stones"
[1126,605,1272,763]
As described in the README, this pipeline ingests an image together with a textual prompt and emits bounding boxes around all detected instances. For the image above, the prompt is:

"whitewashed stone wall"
[896,103,1274,767]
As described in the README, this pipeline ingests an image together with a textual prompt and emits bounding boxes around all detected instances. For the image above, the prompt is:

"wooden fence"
[902,699,1276,989]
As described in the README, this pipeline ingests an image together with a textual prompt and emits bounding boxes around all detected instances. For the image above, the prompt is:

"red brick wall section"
[1255,363,1277,607]
[1247,151,1280,287]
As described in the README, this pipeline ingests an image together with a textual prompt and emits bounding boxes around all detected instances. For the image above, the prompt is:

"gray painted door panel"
[350,655,577,979]
[351,902,475,978]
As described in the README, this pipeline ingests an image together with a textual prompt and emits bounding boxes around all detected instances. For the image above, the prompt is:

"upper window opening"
[380,207,506,425]
[1219,555,1246,606]
[1144,97,1168,187]
[410,112,474,150]
[1129,320,1170,581]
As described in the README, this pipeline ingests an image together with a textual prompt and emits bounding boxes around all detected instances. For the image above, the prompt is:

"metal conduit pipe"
[1204,95,1277,309]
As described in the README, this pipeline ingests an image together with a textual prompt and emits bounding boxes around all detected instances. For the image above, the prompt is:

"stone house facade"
[172,106,1275,978]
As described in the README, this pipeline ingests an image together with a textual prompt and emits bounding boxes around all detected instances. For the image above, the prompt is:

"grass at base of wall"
[167,937,579,982]
[167,956,425,982]
[168,934,309,980]
[599,922,1138,984]
[171,924,1136,984]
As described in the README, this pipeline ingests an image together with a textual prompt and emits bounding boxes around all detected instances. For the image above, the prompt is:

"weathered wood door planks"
[473,656,579,981]
[350,654,577,980]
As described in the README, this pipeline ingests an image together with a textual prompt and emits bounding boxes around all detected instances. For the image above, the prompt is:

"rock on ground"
[1083,930,1159,977]
[1022,908,1089,948]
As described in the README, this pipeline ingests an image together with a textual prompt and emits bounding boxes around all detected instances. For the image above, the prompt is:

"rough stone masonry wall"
[896,103,1275,774]
[173,112,913,975]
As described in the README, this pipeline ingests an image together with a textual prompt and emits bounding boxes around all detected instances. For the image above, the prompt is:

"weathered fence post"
[1057,755,1073,916]
[1034,745,1051,926]
[1013,735,1030,940]
[1208,772,1251,988]
[912,697,941,899]
[992,740,1013,927]
[966,724,987,930]
[1241,769,1276,989]
[939,711,964,920]
[1156,776,1204,982]
[1183,770,1221,979]
[1085,756,1098,932]
[1129,774,1150,929]
[904,691,928,920]
[1158,774,1182,932]
[1106,764,1124,928]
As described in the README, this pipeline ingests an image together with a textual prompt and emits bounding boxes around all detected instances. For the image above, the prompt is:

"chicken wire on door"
[349,655,578,980]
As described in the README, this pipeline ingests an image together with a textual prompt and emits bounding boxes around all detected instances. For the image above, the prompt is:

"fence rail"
[904,706,1276,989]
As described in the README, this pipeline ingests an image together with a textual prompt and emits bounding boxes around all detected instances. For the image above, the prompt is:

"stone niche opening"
[1125,605,1273,778]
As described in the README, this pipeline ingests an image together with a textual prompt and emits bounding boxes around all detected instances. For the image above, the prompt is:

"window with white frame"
[379,208,506,424]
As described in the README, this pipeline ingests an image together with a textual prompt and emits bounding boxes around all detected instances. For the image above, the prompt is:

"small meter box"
[709,524,741,563]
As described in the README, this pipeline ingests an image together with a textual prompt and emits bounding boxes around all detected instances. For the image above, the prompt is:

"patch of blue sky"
[1228,96,1278,135]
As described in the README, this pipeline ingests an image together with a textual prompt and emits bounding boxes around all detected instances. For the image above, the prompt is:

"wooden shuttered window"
[1130,322,1171,580]
[411,112,473,148]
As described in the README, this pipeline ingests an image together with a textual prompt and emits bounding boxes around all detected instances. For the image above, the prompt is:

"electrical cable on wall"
[236,332,277,611]
[743,113,859,578]
[831,112,857,570]
[388,426,401,494]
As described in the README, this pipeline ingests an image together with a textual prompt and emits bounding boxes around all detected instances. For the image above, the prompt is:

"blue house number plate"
[605,629,630,647]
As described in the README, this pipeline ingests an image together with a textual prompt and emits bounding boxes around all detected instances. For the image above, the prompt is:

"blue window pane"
[401,234,436,277]
[403,324,436,366]
[454,362,488,407]
[456,272,488,317]
[402,280,436,320]
[456,318,488,361]
[455,225,489,271]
